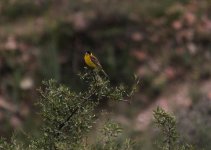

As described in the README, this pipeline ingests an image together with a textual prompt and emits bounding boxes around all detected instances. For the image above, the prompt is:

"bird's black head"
[85,51,91,54]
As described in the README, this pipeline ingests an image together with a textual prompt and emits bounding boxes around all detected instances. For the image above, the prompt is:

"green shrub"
[153,107,194,150]
[0,69,138,150]
[0,69,193,150]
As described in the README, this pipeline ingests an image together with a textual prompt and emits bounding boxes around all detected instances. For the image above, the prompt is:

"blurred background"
[0,0,211,149]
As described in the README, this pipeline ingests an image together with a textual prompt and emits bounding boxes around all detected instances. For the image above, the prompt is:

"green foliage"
[92,120,135,150]
[34,69,137,149]
[0,70,197,150]
[0,136,24,150]
[153,107,178,150]
[0,69,138,150]
[153,107,194,150]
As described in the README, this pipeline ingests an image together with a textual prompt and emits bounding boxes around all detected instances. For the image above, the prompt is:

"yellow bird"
[84,51,108,77]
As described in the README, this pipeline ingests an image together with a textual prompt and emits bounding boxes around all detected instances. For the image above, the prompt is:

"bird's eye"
[86,51,91,54]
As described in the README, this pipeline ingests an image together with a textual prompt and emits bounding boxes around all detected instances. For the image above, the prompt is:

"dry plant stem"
[58,89,132,130]
[58,90,97,130]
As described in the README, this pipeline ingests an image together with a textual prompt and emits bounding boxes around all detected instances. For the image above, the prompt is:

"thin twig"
[58,90,96,130]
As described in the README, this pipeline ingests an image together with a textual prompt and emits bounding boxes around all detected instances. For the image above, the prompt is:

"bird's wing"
[90,55,102,68]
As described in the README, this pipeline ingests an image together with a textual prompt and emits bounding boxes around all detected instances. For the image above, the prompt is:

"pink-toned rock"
[72,12,88,31]
[131,50,147,61]
[131,32,144,42]
[5,36,18,51]
[165,67,176,80]
[172,20,182,30]
[20,77,34,90]
[184,12,196,26]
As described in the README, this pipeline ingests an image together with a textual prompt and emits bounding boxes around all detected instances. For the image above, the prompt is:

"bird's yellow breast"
[84,54,97,68]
